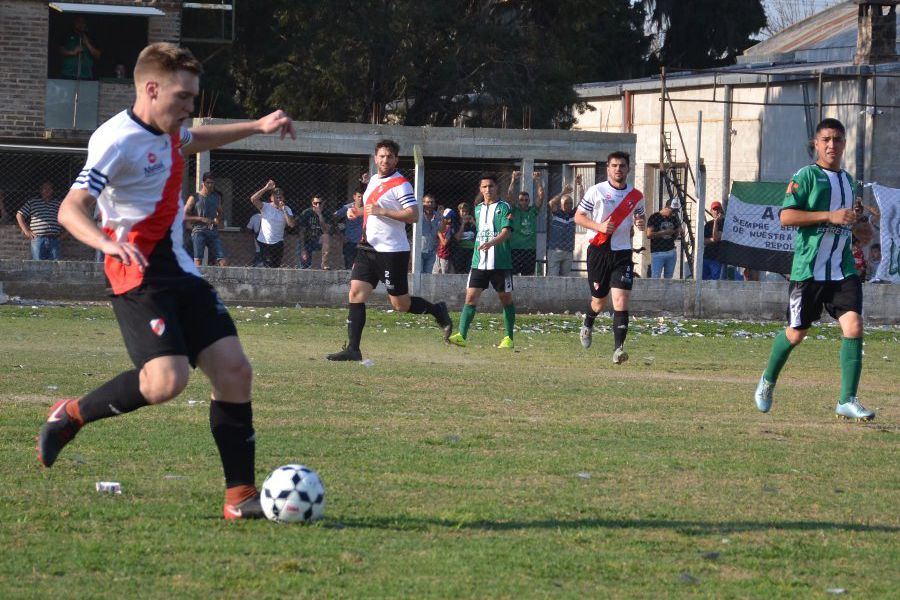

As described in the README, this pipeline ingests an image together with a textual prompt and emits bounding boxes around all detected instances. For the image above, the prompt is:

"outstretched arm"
[182,110,295,156]
[533,171,545,209]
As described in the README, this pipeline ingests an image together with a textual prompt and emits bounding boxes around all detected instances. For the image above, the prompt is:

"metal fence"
[5,143,880,286]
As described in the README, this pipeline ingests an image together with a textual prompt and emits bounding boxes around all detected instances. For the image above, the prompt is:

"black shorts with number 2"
[351,247,410,296]
[111,276,238,369]
[586,244,634,299]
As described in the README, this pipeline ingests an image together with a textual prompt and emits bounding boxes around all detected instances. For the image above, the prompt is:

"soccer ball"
[260,464,326,523]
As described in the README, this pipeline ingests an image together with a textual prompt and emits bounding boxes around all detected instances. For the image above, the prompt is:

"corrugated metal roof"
[742,0,899,63]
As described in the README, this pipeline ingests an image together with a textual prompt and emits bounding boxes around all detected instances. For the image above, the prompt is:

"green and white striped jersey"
[472,200,513,270]
[784,164,857,282]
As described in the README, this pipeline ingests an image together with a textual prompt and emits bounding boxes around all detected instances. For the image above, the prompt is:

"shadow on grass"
[324,516,899,534]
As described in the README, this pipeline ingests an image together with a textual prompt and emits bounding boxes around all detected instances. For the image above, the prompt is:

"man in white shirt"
[326,139,452,361]
[574,151,646,365]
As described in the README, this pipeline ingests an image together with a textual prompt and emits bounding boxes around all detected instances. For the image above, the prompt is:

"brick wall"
[0,224,95,261]
[98,81,135,123]
[0,0,182,140]
[0,0,48,139]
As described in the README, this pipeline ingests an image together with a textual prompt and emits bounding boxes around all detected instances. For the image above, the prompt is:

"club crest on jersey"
[149,318,166,336]
[786,181,798,194]
[148,152,157,164]
[593,281,600,290]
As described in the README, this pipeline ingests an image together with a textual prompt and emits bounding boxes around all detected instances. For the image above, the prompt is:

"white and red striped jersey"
[72,109,199,294]
[577,181,645,252]
[361,171,417,252]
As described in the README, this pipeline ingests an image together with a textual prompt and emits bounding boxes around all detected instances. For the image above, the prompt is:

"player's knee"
[786,327,807,345]
[141,364,189,404]
[213,355,253,395]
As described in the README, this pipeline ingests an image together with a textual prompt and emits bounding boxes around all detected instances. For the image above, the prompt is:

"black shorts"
[467,268,514,293]
[586,244,634,299]
[787,276,862,330]
[111,277,237,369]
[351,247,410,296]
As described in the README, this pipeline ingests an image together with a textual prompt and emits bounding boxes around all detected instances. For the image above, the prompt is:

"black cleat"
[224,494,265,520]
[37,399,81,468]
[326,344,363,362]
[434,302,453,341]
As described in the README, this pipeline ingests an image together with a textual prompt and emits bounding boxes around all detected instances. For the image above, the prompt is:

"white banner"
[872,184,900,283]
[721,194,796,252]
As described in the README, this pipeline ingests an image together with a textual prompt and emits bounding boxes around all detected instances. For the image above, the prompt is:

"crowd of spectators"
[4,168,888,284]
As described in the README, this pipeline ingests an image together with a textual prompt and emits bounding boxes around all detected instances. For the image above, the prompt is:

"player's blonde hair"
[134,43,203,82]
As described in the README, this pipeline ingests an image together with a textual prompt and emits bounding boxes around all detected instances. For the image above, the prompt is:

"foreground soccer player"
[37,43,297,519]
[448,174,516,349]
[755,118,873,421]
[326,139,452,361]
[574,152,646,364]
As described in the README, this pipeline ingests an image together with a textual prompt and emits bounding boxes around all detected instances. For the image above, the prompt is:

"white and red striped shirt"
[361,171,417,252]
[577,181,645,252]
[72,109,198,294]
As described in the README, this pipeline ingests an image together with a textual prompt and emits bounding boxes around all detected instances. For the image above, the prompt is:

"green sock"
[502,303,515,339]
[763,330,795,383]
[459,304,477,339]
[839,337,863,404]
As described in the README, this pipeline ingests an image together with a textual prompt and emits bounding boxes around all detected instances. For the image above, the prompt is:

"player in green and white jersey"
[448,173,516,349]
[755,118,873,421]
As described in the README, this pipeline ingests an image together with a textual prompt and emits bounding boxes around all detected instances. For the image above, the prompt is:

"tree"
[762,0,843,38]
[225,0,651,128]
[643,0,768,69]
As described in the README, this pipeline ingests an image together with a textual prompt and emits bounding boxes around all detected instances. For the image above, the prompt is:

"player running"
[447,173,516,349]
[574,151,646,364]
[326,139,452,361]
[36,43,296,519]
[755,118,874,421]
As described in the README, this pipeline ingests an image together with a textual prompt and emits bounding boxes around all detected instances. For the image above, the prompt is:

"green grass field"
[1,304,897,598]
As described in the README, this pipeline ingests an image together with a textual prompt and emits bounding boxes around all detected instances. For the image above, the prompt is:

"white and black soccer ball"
[261,464,326,523]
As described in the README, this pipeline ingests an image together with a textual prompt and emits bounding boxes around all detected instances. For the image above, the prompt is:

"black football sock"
[347,302,366,351]
[613,310,629,348]
[77,370,149,424]
[407,296,434,315]
[210,400,256,488]
[584,307,599,329]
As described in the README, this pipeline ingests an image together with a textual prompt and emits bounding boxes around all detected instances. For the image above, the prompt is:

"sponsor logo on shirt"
[817,224,850,236]
[144,160,166,177]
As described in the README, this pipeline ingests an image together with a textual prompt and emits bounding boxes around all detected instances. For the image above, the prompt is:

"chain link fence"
[6,144,861,287]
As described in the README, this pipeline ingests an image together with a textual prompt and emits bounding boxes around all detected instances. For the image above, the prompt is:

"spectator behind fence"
[60,15,101,80]
[246,212,263,267]
[420,194,441,274]
[646,198,682,278]
[335,191,364,270]
[184,172,227,266]
[453,202,476,273]
[866,243,881,282]
[298,195,332,269]
[434,208,456,274]
[507,170,545,276]
[702,201,725,280]
[250,180,296,268]
[546,181,578,276]
[16,181,63,260]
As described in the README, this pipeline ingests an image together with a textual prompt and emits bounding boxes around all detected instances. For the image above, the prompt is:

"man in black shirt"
[646,199,681,278]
